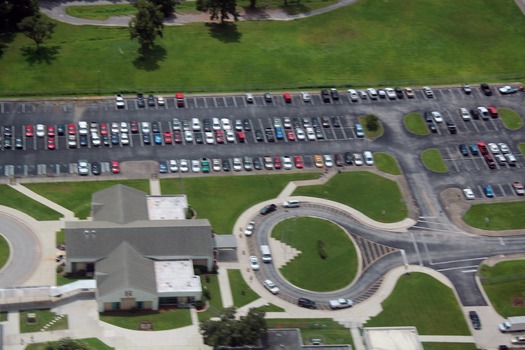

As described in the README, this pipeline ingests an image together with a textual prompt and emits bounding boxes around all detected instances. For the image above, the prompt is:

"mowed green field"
[1,0,525,95]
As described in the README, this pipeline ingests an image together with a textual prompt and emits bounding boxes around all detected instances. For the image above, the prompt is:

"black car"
[56,124,65,136]
[195,132,203,144]
[203,119,212,132]
[152,121,161,133]
[469,311,481,330]
[102,134,110,146]
[147,94,156,106]
[470,109,480,120]
[143,133,151,145]
[311,117,321,128]
[260,204,277,215]
[446,120,457,134]
[428,122,437,133]
[264,92,272,102]
[424,112,433,123]
[394,87,404,98]
[91,162,101,176]
[15,137,23,149]
[480,83,492,96]
[298,298,317,309]
[243,119,251,131]
[330,88,339,100]
[321,89,330,102]
[331,116,341,127]
[253,157,262,170]
[265,128,275,142]
[137,93,146,108]
[255,129,264,142]
[344,152,353,165]
[292,117,301,128]
[459,144,469,156]
[3,138,12,149]
[222,158,231,171]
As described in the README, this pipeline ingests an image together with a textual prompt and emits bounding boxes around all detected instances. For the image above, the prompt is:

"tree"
[200,307,267,348]
[0,0,39,30]
[17,14,56,48]
[150,0,176,17]
[206,0,239,23]
[365,114,380,131]
[129,0,164,55]
[44,337,89,350]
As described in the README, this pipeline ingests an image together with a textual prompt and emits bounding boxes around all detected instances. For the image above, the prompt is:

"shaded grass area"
[499,108,523,130]
[25,180,150,219]
[480,260,525,317]
[373,152,402,175]
[463,201,525,230]
[100,309,191,331]
[272,217,358,292]
[197,274,223,322]
[255,303,284,312]
[293,172,408,222]
[161,173,317,233]
[423,343,479,350]
[3,0,525,95]
[0,312,7,322]
[0,185,62,220]
[404,112,429,135]
[366,273,470,335]
[520,142,525,156]
[20,310,68,333]
[65,4,137,20]
[358,115,383,139]
[228,269,259,307]
[26,338,114,350]
[267,318,353,346]
[0,234,9,270]
[421,148,448,173]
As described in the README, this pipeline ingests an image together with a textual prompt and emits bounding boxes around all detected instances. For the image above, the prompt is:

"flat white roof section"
[363,327,423,350]
[155,260,201,294]
[147,195,188,220]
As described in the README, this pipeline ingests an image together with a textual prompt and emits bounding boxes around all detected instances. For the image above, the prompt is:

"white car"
[282,156,293,170]
[431,111,443,123]
[366,88,378,99]
[77,160,89,175]
[225,129,235,143]
[306,127,316,141]
[497,143,509,154]
[385,87,396,99]
[91,132,101,146]
[423,86,434,97]
[353,153,364,166]
[212,159,221,172]
[301,92,311,102]
[205,132,215,144]
[78,121,88,135]
[179,159,189,173]
[212,118,221,130]
[191,160,201,173]
[115,94,125,108]
[120,133,129,145]
[184,131,193,143]
[495,154,506,165]
[295,128,306,141]
[363,151,374,165]
[488,143,499,154]
[120,122,128,133]
[36,124,45,137]
[191,118,201,131]
[232,157,242,171]
[477,107,490,120]
[459,108,471,121]
[67,135,77,148]
[221,118,231,130]
[172,118,181,131]
[250,256,260,271]
[323,155,334,167]
[169,159,178,172]
[505,153,517,164]
[245,93,254,103]
[234,119,243,131]
[245,221,255,236]
[499,85,519,94]
[377,89,386,98]
[157,96,165,106]
[273,117,282,128]
[263,279,279,294]
[463,188,475,200]
[347,89,359,101]
[141,122,150,134]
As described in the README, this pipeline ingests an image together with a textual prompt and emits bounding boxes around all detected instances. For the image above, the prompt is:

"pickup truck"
[329,298,353,309]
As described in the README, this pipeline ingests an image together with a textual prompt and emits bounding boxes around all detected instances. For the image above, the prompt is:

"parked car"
[405,87,414,98]
[363,151,374,165]
[77,160,89,175]
[260,204,277,215]
[512,182,525,195]
[431,111,443,123]
[111,161,120,174]
[321,89,331,102]
[463,188,475,200]
[330,88,339,100]
[263,280,279,294]
[115,94,125,108]
[459,144,469,156]
[347,89,359,101]
[301,91,311,102]
[250,256,260,271]
[329,298,353,309]
[355,123,365,138]
[484,185,494,198]
[462,84,472,94]
[423,86,434,98]
[480,83,493,96]
[298,298,317,309]
[498,85,519,95]
[469,311,481,330]
[459,108,471,121]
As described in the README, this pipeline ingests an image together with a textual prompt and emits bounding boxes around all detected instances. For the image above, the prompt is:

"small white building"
[362,327,423,350]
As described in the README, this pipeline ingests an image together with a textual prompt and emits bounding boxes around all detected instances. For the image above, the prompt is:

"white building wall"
[97,287,158,312]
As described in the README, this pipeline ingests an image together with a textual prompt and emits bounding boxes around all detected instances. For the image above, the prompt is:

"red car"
[176,92,184,107]
[215,130,224,144]
[236,131,245,143]
[47,137,56,150]
[173,130,183,143]
[283,93,292,103]
[487,106,498,118]
[273,157,283,169]
[47,125,55,137]
[100,123,108,135]
[484,154,496,169]
[68,124,76,135]
[111,161,120,174]
[477,142,489,156]
[286,129,295,141]
[294,156,304,169]
[25,125,34,137]
[163,131,173,144]
[130,120,139,133]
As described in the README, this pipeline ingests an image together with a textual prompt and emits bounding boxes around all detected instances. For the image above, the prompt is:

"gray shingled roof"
[65,219,214,261]
[92,184,149,224]
[96,241,157,297]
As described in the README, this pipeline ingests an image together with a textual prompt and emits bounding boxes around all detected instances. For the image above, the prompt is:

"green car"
[201,158,210,173]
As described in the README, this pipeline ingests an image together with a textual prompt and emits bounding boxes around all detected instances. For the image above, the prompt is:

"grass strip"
[421,148,448,173]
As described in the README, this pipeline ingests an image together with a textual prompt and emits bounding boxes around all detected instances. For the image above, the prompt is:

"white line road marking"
[409,231,423,266]
[462,269,477,273]
[499,237,505,246]
[431,257,488,266]
[437,265,479,272]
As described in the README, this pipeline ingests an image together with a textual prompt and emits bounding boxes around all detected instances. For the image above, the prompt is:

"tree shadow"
[21,45,60,65]
[132,44,167,71]
[206,22,242,43]
[0,31,16,59]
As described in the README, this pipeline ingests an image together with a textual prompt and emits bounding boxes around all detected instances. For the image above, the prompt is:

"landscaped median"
[421,148,448,173]
[462,201,525,230]
[404,113,429,136]
[373,152,402,175]
[499,108,523,130]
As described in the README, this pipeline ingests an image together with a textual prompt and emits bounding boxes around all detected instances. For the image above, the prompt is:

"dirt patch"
[512,297,525,307]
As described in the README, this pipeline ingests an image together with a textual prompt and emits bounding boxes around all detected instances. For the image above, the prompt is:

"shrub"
[365,114,380,131]
[317,240,328,259]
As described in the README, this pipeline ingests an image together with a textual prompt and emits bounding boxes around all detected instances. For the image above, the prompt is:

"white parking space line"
[212,97,218,108]
[498,183,507,197]
[232,97,237,107]
[222,97,227,107]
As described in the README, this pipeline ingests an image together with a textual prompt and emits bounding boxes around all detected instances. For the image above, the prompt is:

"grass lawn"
[421,148,448,173]
[272,217,358,292]
[25,180,150,219]
[423,343,479,350]
[499,108,523,130]
[26,338,114,350]
[20,310,68,333]
[520,143,525,156]
[404,113,429,136]
[66,4,138,20]
[373,152,402,175]
[3,0,525,95]
[479,260,525,317]
[267,318,353,346]
[228,269,260,307]
[358,115,384,139]
[0,234,9,270]
[198,274,223,322]
[462,201,525,230]
[366,273,470,335]
[255,303,284,312]
[100,309,192,330]
[0,185,62,220]
[293,172,408,222]
[0,312,7,321]
[56,274,93,286]
[161,173,316,233]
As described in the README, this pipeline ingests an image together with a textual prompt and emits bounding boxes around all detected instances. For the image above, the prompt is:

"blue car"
[469,144,478,155]
[143,133,151,145]
[459,144,469,156]
[275,127,284,140]
[484,185,494,198]
[111,133,119,145]
[159,161,168,173]
[154,133,162,145]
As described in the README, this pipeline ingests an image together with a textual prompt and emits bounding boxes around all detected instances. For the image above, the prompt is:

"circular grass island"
[271,217,358,292]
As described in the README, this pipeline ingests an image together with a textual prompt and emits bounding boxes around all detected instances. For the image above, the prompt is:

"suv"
[330,88,339,100]
[321,89,330,102]
[260,204,277,215]
[283,200,300,208]
[298,298,317,309]
[480,83,492,96]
